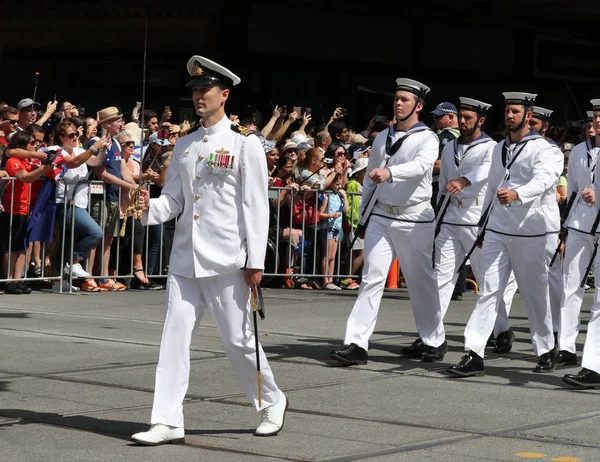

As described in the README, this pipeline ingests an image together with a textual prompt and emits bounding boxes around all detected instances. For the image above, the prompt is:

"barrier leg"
[386,258,398,289]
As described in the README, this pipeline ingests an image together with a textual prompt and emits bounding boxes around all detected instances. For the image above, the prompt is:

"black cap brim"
[186,75,233,88]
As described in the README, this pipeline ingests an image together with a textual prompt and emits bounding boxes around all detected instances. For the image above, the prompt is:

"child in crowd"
[319,173,348,290]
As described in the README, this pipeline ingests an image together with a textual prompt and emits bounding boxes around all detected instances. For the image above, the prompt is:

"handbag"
[292,192,320,227]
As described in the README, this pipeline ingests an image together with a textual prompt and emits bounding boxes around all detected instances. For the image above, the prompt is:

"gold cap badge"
[191,61,204,77]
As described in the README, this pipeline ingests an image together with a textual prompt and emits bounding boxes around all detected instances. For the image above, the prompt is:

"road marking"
[551,458,582,462]
[515,453,547,459]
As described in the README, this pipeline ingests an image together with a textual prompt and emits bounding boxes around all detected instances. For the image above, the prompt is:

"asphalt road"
[0,286,598,461]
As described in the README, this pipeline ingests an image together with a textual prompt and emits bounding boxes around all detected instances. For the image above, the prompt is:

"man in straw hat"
[131,55,287,445]
[86,107,137,292]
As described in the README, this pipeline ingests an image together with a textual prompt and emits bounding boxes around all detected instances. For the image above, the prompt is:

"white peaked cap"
[502,92,537,106]
[459,97,491,114]
[591,99,600,111]
[532,106,553,120]
[395,78,431,97]
[186,55,241,87]
[587,110,594,121]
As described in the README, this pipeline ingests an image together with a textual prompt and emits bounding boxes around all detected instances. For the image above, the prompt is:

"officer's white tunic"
[463,132,557,358]
[494,139,564,333]
[559,138,600,354]
[142,116,280,428]
[344,122,446,350]
[435,134,517,323]
[579,160,600,374]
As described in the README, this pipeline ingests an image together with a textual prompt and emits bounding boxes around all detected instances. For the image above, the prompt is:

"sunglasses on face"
[65,132,78,139]
[122,141,135,147]
[8,120,18,125]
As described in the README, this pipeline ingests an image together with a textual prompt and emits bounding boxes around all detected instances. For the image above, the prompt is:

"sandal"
[132,268,152,290]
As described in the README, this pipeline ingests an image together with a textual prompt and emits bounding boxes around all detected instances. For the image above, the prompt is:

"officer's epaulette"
[231,124,255,137]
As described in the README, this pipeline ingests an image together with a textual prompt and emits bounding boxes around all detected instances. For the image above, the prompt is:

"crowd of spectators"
[0,95,593,295]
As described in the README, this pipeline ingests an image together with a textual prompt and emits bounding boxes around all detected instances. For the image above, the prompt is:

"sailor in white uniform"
[492,106,564,351]
[435,97,517,331]
[563,104,600,389]
[447,92,558,377]
[558,99,600,367]
[131,56,287,446]
[329,78,447,365]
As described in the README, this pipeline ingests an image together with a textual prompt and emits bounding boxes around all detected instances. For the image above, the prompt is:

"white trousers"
[559,230,595,354]
[435,224,517,326]
[582,250,600,374]
[495,231,563,334]
[344,213,445,350]
[150,272,280,428]
[464,231,554,358]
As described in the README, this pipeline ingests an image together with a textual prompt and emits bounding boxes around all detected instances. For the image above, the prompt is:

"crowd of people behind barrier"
[0,97,592,295]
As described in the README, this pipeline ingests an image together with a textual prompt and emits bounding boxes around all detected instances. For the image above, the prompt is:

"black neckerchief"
[385,121,428,157]
[586,136,597,168]
[453,132,493,167]
[501,130,540,177]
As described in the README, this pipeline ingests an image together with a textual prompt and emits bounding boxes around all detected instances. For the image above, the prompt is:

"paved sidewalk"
[0,287,598,461]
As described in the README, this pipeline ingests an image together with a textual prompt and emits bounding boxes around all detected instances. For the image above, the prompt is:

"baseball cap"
[348,142,369,160]
[430,102,457,117]
[18,98,40,111]
[148,130,173,147]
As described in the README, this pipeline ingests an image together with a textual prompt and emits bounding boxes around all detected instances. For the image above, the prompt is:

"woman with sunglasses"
[1,131,53,294]
[114,132,161,290]
[52,121,109,291]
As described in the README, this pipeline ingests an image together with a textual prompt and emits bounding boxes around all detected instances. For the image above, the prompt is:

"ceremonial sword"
[250,286,265,406]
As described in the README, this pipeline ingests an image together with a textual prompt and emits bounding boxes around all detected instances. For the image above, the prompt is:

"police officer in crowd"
[131,55,287,445]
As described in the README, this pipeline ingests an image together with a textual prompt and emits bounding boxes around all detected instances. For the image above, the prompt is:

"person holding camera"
[1,131,53,294]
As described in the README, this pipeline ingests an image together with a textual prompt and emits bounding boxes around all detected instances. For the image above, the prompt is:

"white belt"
[450,195,484,208]
[375,200,430,215]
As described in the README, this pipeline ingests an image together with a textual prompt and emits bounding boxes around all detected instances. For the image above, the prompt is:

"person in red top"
[1,131,52,295]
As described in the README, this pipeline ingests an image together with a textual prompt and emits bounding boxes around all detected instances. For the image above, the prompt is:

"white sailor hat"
[591,99,600,111]
[587,110,595,122]
[395,78,431,98]
[502,92,537,106]
[185,55,241,88]
[532,106,553,121]
[459,97,491,115]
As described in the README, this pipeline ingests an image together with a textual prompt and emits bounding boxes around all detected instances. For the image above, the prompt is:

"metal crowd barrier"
[264,186,363,287]
[0,176,363,294]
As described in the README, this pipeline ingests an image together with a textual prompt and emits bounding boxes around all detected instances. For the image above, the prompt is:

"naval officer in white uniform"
[447,92,559,377]
[563,103,600,388]
[329,78,447,366]
[558,99,600,367]
[131,56,287,445]
[492,105,564,352]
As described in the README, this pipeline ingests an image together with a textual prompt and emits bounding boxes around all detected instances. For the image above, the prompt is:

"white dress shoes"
[254,391,288,437]
[131,423,185,445]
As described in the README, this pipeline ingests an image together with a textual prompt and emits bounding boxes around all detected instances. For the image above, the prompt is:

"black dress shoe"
[329,343,368,366]
[533,347,558,373]
[493,328,515,354]
[400,338,426,357]
[563,368,600,388]
[556,350,578,366]
[447,352,484,377]
[486,334,495,348]
[423,340,448,362]
[451,293,463,301]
